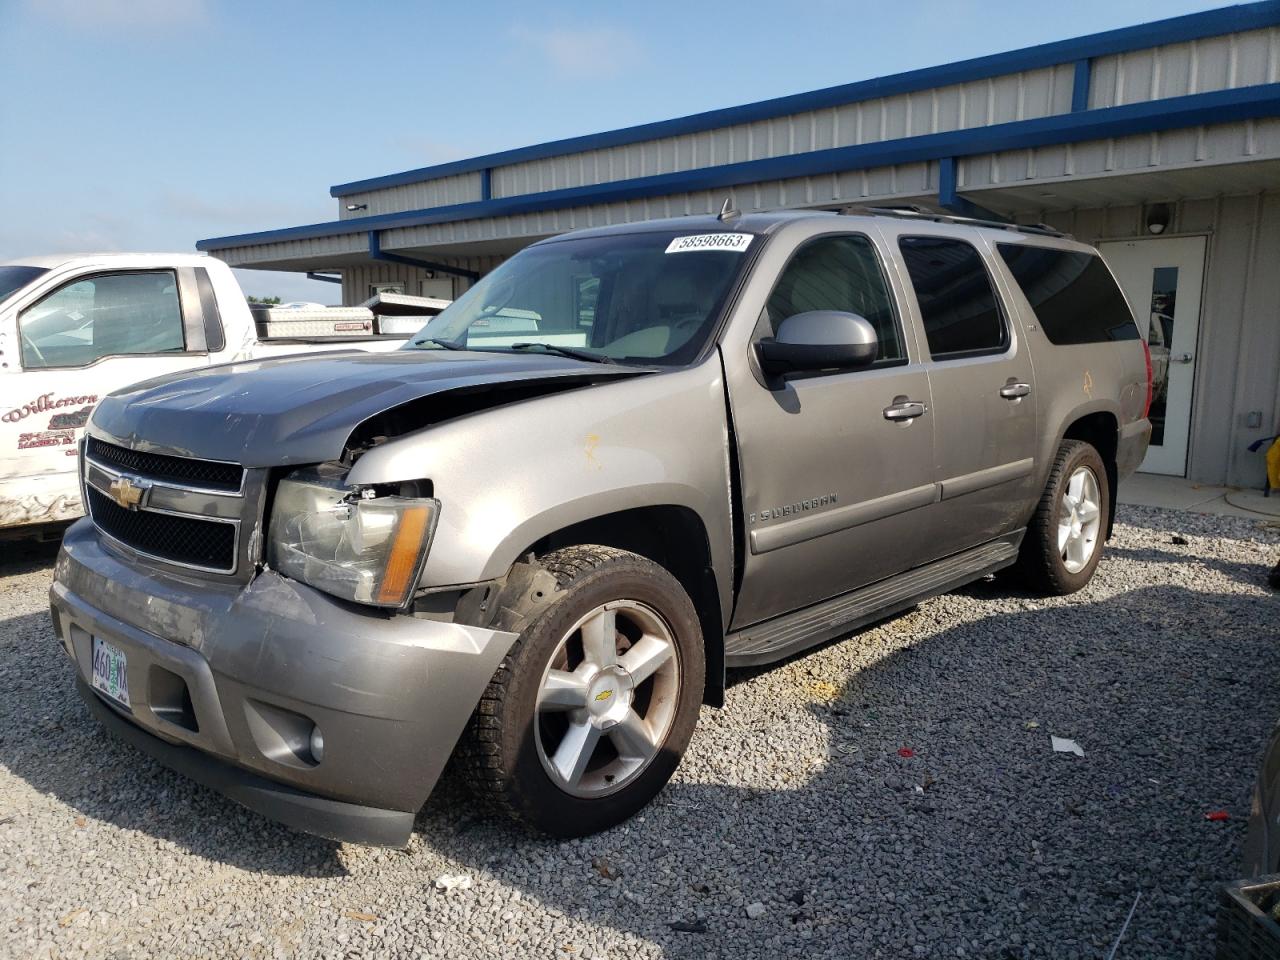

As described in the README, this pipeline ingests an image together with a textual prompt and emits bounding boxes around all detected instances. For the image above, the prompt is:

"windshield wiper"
[412,336,466,350]
[509,342,614,364]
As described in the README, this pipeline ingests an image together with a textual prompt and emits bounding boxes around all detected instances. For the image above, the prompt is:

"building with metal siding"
[199,2,1280,488]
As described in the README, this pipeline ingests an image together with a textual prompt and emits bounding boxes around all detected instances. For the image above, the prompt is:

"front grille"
[86,437,243,492]
[87,487,237,572]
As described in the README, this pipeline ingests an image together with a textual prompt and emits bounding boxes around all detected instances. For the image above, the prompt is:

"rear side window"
[997,244,1139,344]
[764,234,905,365]
[195,268,226,352]
[897,237,1008,359]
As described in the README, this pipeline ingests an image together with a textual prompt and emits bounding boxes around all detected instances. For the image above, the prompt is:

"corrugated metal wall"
[962,118,1280,189]
[340,255,502,305]
[335,27,1278,214]
[220,233,367,266]
[381,161,938,251]
[490,66,1075,198]
[1089,26,1280,108]
[338,171,484,219]
[325,62,1077,225]
[1029,191,1280,488]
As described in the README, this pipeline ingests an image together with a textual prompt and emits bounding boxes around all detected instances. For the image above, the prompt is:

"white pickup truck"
[0,253,442,536]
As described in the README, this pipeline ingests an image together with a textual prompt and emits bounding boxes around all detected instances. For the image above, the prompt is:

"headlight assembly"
[267,464,439,609]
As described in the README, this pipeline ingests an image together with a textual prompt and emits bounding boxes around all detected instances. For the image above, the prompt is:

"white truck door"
[0,267,215,530]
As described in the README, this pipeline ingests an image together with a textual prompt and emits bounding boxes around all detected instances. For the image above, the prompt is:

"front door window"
[19,271,186,369]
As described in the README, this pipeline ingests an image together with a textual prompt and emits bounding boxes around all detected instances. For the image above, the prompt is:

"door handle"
[999,381,1032,399]
[1172,352,1194,364]
[883,397,927,421]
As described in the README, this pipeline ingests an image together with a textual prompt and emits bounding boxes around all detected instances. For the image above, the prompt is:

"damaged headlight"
[267,464,439,609]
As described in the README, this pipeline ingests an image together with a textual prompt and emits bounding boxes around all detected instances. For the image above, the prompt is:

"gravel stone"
[1,506,1277,958]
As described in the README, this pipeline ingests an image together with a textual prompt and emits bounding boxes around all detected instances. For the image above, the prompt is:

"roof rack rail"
[837,204,1069,239]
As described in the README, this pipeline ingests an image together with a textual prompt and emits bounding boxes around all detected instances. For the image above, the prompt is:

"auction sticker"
[665,233,753,254]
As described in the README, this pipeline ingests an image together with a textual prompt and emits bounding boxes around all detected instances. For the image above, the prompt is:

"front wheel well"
[524,506,725,708]
[1061,412,1119,537]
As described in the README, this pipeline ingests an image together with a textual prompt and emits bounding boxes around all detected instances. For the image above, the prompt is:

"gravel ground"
[1,505,1278,960]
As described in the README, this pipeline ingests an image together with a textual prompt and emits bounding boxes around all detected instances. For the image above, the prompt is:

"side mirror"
[756,311,878,377]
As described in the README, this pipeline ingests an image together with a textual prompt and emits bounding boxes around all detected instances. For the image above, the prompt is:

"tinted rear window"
[898,237,1008,358]
[997,244,1139,345]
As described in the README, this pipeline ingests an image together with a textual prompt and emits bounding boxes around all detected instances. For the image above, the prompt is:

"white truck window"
[19,271,186,369]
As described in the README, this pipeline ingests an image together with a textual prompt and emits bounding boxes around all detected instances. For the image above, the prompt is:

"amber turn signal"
[376,505,433,606]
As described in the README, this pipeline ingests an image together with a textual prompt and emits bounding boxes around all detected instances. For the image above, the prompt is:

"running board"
[724,530,1024,667]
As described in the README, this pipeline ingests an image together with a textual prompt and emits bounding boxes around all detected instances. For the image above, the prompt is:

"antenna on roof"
[717,197,741,222]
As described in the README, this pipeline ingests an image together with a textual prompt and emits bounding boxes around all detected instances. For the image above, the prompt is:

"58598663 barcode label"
[664,233,753,254]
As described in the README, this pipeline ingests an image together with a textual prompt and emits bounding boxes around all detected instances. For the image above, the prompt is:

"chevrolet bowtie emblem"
[108,475,150,510]
[594,689,614,703]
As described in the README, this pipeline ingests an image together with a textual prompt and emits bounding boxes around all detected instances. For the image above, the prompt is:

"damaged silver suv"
[50,208,1151,845]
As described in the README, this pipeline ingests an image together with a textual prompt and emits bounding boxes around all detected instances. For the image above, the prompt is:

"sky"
[0,0,1234,303]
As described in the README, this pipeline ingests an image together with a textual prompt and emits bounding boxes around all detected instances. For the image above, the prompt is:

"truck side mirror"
[755,311,879,377]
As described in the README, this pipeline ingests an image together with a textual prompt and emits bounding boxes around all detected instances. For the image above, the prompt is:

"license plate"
[91,637,130,709]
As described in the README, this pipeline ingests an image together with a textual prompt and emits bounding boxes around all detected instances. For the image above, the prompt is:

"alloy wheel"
[1058,465,1102,574]
[534,600,680,798]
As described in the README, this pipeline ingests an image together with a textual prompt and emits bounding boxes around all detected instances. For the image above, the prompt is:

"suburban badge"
[749,493,838,525]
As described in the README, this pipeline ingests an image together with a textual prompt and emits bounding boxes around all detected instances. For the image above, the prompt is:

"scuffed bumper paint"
[0,473,83,529]
[50,520,520,844]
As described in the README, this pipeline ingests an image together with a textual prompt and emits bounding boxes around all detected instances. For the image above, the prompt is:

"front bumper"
[51,519,519,847]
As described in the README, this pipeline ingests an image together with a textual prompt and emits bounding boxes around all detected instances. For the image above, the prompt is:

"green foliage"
[246,295,282,305]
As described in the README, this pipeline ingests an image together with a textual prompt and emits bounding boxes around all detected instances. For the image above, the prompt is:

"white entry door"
[1099,236,1206,476]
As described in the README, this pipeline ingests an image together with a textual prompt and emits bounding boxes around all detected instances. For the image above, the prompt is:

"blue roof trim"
[1071,59,1093,112]
[328,1,1280,197]
[197,83,1280,252]
[938,156,1006,221]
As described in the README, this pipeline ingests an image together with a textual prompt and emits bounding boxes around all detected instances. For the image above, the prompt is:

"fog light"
[309,726,325,764]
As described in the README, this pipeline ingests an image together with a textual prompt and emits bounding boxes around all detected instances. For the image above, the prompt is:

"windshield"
[0,265,49,307]
[404,229,755,365]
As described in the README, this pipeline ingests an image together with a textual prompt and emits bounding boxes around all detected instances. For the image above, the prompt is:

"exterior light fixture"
[1146,204,1171,235]
[346,203,369,212]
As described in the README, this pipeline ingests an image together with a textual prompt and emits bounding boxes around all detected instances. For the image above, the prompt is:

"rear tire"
[458,546,704,837]
[1013,439,1109,595]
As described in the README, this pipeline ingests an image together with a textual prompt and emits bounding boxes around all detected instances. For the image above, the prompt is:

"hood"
[89,350,646,467]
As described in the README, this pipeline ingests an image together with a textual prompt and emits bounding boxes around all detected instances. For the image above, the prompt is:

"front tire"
[459,546,705,836]
[1014,439,1109,595]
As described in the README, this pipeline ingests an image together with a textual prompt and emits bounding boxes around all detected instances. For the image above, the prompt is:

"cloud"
[511,23,644,78]
[23,0,209,32]
[1,211,139,259]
